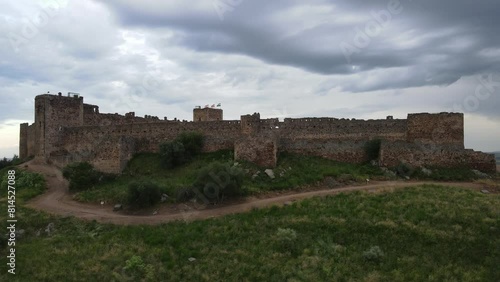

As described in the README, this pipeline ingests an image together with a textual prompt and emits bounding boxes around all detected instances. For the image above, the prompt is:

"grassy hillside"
[1,185,498,281]
[73,150,486,205]
[74,151,386,204]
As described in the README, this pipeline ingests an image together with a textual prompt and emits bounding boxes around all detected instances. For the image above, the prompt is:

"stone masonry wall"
[379,141,496,172]
[21,94,494,173]
[234,135,278,168]
[193,108,223,122]
[406,113,464,148]
[58,120,241,172]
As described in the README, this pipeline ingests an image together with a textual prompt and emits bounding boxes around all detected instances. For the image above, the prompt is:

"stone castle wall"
[20,94,496,173]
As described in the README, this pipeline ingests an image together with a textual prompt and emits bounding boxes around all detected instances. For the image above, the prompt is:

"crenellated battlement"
[19,94,496,173]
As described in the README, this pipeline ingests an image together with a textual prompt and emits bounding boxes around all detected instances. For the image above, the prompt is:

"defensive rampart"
[19,94,496,173]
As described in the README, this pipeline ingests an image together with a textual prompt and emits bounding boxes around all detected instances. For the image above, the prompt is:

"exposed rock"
[284,201,293,206]
[421,167,432,176]
[113,204,123,211]
[404,176,410,180]
[472,170,490,179]
[188,257,196,262]
[45,222,55,236]
[370,160,379,166]
[252,171,260,180]
[16,229,25,239]
[153,210,158,215]
[233,162,240,166]
[264,169,275,179]
[481,189,490,194]
[161,194,169,203]
[382,169,397,178]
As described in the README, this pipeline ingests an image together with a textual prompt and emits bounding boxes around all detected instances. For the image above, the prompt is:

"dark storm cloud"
[101,0,500,92]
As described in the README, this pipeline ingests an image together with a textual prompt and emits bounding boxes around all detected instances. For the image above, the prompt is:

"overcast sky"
[1,0,499,158]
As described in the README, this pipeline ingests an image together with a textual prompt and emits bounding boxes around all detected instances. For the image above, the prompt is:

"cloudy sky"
[1,0,499,158]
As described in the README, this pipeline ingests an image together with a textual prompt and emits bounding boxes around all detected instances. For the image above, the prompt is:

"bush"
[159,141,186,168]
[176,187,195,202]
[395,162,414,177]
[0,169,46,200]
[159,132,204,169]
[275,228,298,253]
[363,246,385,261]
[0,154,21,170]
[191,162,244,203]
[364,139,382,161]
[62,162,102,191]
[176,132,204,159]
[122,255,155,281]
[127,181,161,208]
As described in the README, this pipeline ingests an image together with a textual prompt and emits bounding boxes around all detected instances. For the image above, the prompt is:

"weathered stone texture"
[193,108,223,122]
[235,135,278,168]
[379,141,496,172]
[19,94,494,173]
[407,113,464,148]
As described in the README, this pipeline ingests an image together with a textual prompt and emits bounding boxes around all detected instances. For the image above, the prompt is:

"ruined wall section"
[277,118,407,163]
[379,141,496,172]
[279,118,407,140]
[58,120,241,173]
[83,103,164,126]
[19,123,28,159]
[406,113,464,148]
[235,135,278,168]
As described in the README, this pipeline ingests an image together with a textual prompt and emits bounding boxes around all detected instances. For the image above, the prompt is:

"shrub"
[0,154,21,170]
[122,255,155,281]
[395,162,414,177]
[275,228,298,253]
[192,162,244,203]
[62,162,101,191]
[127,181,161,208]
[363,246,385,261]
[159,132,204,169]
[159,141,186,168]
[176,132,204,159]
[0,169,46,200]
[176,187,195,202]
[364,139,382,161]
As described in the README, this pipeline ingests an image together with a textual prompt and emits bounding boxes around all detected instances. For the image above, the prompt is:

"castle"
[19,93,496,173]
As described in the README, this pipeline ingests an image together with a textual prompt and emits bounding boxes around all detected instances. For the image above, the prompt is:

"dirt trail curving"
[24,161,483,225]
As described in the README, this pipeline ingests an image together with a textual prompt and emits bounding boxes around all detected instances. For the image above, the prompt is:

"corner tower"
[33,94,84,162]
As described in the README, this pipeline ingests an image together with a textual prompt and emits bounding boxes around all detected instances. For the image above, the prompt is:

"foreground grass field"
[1,184,499,281]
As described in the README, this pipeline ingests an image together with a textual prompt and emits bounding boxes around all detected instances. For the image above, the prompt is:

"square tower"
[193,107,223,122]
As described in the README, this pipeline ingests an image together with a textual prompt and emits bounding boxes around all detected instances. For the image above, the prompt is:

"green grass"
[0,168,47,204]
[1,185,499,281]
[411,166,480,181]
[74,151,385,204]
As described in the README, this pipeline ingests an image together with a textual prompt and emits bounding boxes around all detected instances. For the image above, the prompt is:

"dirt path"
[24,162,483,225]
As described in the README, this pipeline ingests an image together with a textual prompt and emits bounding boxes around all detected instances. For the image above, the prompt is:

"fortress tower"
[19,94,85,161]
[193,107,223,122]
